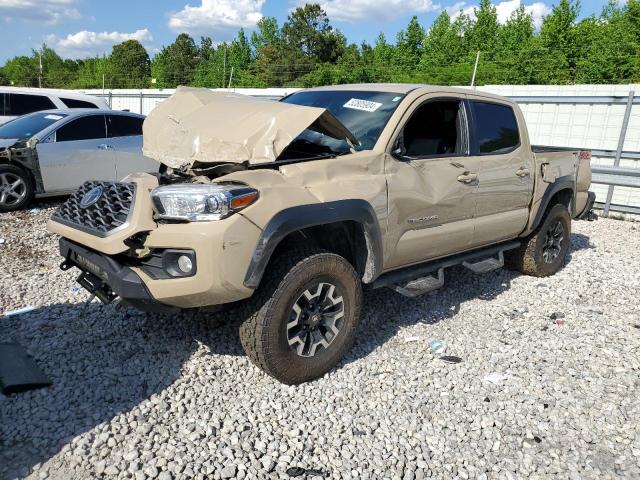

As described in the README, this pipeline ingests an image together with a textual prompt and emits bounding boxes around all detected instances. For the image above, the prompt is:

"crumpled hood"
[142,86,358,169]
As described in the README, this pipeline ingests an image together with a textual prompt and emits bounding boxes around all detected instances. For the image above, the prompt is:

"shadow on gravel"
[0,303,240,479]
[566,232,596,263]
[0,232,593,478]
[343,231,594,365]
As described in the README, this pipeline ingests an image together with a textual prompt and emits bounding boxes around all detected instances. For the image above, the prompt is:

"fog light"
[177,255,193,273]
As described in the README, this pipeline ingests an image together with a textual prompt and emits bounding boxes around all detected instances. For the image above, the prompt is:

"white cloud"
[445,1,476,19]
[168,0,264,37]
[446,0,550,29]
[0,0,80,25]
[47,29,153,58]
[292,0,439,22]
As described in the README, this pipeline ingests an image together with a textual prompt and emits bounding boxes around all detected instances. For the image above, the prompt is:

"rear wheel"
[239,248,362,384]
[0,165,33,212]
[510,204,571,277]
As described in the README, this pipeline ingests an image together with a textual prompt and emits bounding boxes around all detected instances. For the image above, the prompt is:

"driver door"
[385,94,482,270]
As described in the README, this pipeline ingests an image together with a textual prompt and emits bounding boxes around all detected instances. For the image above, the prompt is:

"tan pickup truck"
[48,85,595,384]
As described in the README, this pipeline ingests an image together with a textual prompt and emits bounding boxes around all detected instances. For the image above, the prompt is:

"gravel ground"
[1,203,639,480]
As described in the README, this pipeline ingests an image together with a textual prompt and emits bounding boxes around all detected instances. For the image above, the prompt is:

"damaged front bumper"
[59,238,179,314]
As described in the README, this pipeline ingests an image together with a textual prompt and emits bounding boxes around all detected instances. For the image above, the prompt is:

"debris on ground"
[404,336,421,343]
[483,372,508,385]
[439,355,462,364]
[430,340,445,354]
[2,306,36,317]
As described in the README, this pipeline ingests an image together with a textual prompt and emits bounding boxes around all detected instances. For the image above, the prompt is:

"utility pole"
[227,67,234,89]
[38,50,43,88]
[470,51,480,87]
[222,44,227,89]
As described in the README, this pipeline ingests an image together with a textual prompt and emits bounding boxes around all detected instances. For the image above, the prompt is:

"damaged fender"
[0,137,44,194]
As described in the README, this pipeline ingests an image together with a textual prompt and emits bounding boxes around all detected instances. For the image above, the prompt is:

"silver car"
[0,109,158,211]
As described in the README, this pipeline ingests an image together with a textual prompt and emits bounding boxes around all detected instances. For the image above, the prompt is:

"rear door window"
[470,101,520,154]
[107,115,143,137]
[56,115,107,142]
[6,93,56,116]
[61,98,99,109]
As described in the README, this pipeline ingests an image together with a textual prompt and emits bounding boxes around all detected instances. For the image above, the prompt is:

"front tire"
[0,165,34,212]
[510,204,571,277]
[239,248,362,384]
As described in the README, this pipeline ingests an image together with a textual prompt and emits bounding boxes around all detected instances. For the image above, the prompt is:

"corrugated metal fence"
[80,85,640,217]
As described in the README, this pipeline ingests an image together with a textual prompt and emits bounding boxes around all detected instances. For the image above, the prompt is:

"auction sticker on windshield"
[343,98,383,112]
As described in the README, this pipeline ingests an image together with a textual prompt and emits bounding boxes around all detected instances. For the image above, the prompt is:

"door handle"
[457,172,478,184]
[97,144,113,150]
[515,167,530,177]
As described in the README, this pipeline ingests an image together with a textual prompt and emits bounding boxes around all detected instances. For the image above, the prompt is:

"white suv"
[0,87,110,125]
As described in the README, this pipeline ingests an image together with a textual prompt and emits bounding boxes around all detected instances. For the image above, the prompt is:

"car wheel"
[510,204,571,277]
[239,248,362,384]
[0,165,34,212]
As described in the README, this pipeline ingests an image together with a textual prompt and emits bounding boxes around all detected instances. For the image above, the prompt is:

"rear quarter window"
[5,93,57,116]
[471,101,520,154]
[61,98,99,109]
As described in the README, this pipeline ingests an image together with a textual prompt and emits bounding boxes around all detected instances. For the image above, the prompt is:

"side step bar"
[462,251,504,274]
[372,241,520,298]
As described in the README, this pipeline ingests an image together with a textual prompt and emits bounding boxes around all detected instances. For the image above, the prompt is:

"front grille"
[52,181,136,236]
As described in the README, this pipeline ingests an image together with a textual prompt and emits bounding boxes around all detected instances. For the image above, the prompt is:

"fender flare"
[530,175,575,231]
[243,199,384,289]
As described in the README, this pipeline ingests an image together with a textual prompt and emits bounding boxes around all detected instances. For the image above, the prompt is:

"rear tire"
[0,165,34,212]
[510,204,571,277]
[239,248,362,384]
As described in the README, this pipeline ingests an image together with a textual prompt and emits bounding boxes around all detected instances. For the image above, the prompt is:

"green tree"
[574,2,640,82]
[282,4,345,63]
[3,56,38,86]
[151,33,199,88]
[110,40,150,88]
[72,56,113,88]
[537,0,580,83]
[494,6,535,83]
[395,16,425,68]
[469,0,500,56]
[251,17,281,51]
[419,11,472,84]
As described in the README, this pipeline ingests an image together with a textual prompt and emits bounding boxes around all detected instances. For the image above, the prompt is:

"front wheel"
[239,249,362,384]
[0,165,34,212]
[509,204,571,277]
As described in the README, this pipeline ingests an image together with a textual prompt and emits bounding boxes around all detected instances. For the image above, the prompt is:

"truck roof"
[301,83,515,104]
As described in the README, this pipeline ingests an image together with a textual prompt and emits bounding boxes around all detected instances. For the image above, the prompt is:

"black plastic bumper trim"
[59,238,180,314]
[577,191,596,220]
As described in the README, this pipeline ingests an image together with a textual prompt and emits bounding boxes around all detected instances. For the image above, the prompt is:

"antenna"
[470,51,480,88]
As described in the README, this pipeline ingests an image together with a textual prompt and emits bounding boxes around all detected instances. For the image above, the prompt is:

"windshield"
[0,112,67,139]
[280,90,404,158]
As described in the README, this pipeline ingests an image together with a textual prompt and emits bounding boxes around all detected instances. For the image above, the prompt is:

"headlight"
[151,183,259,221]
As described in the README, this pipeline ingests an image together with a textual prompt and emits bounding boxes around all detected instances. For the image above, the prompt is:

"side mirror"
[392,139,407,159]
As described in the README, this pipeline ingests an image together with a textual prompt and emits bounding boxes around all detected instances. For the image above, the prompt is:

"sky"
[0,0,610,63]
